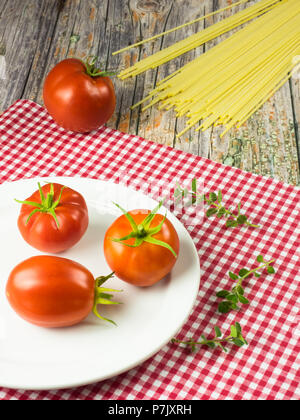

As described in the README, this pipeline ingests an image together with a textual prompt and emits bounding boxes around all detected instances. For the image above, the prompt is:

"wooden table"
[0,0,299,185]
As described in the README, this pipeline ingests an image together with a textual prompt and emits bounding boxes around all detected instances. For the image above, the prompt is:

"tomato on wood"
[6,256,121,328]
[43,57,116,133]
[16,183,89,253]
[104,202,180,287]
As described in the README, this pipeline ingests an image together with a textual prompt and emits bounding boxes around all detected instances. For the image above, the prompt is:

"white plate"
[0,177,200,390]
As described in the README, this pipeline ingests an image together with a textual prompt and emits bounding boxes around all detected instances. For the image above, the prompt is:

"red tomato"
[43,58,116,133]
[16,183,89,253]
[104,207,180,287]
[6,256,119,328]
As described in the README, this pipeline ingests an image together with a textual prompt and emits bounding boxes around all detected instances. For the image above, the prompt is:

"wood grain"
[0,0,299,185]
[0,0,61,110]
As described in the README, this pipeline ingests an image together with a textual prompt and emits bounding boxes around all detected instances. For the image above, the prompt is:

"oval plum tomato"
[104,201,180,287]
[6,256,121,328]
[43,57,116,133]
[15,183,89,253]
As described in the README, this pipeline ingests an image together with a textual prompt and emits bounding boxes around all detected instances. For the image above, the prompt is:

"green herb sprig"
[203,190,260,228]
[217,255,276,314]
[174,179,259,228]
[172,323,247,353]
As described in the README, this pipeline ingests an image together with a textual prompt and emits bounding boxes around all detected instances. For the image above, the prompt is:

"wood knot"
[136,0,165,12]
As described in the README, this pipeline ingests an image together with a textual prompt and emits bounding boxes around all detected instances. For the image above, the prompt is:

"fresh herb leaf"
[214,326,222,338]
[237,215,247,224]
[227,294,238,303]
[236,285,244,295]
[216,290,230,298]
[209,192,218,202]
[238,295,249,304]
[239,268,249,277]
[217,190,222,203]
[226,219,238,228]
[206,208,218,217]
[229,271,239,280]
[235,322,242,336]
[232,338,245,347]
[230,325,238,338]
[218,301,231,313]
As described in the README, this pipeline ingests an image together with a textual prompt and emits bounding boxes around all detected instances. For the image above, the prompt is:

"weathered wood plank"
[115,0,176,144]
[0,0,61,112]
[0,0,299,185]
[126,0,210,154]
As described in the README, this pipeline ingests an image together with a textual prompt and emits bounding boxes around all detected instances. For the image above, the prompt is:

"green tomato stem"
[83,56,115,78]
[15,183,65,229]
[111,201,178,258]
[92,272,122,326]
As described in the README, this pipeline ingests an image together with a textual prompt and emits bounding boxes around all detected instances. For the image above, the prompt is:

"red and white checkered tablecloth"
[0,100,299,400]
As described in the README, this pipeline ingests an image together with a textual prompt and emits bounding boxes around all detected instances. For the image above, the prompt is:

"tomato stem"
[137,224,147,237]
[110,201,178,258]
[15,183,65,229]
[93,272,122,326]
[83,55,116,78]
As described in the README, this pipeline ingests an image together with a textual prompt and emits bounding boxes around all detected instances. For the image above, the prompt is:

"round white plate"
[0,177,200,390]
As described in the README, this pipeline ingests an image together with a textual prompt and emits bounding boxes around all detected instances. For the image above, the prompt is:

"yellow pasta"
[116,0,299,137]
[112,0,249,56]
[117,0,283,79]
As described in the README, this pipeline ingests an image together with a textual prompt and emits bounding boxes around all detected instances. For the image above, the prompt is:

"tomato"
[16,183,89,253]
[43,57,116,133]
[104,202,180,287]
[6,256,119,328]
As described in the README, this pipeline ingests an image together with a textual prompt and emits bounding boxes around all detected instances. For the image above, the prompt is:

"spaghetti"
[116,0,300,137]
[117,0,283,79]
[112,0,250,56]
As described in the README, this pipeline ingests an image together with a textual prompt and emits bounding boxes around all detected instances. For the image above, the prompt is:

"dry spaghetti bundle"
[115,0,300,137]
[117,0,283,80]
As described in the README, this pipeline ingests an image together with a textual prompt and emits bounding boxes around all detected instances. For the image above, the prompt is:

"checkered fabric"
[0,100,299,400]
